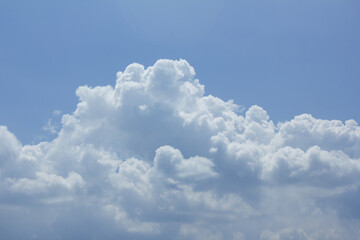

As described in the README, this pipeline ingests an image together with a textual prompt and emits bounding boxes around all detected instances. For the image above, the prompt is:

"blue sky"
[1,0,359,144]
[1,1,360,239]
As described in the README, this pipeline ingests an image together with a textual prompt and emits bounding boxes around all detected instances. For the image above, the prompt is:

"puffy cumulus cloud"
[0,59,360,239]
[154,145,217,181]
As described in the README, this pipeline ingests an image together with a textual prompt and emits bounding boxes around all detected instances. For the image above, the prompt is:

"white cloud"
[0,126,22,165]
[154,145,217,180]
[0,59,359,239]
[6,171,84,195]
